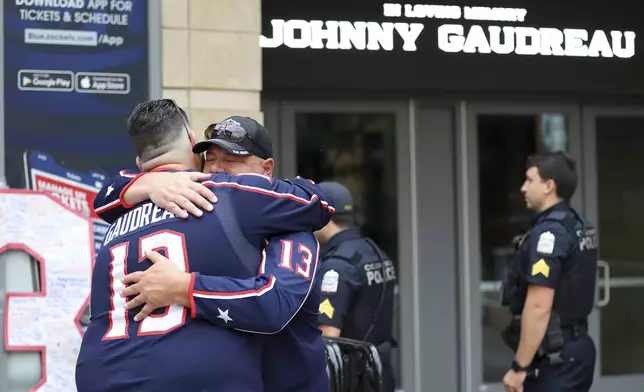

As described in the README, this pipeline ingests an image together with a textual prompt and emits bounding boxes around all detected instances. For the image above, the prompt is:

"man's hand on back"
[131,172,218,219]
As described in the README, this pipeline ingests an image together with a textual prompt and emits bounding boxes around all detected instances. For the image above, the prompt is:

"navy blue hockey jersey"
[76,170,333,392]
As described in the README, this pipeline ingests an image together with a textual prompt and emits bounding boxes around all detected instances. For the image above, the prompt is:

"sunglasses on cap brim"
[203,122,249,143]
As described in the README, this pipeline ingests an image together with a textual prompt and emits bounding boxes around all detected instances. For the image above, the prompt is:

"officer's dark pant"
[381,360,395,392]
[524,335,596,392]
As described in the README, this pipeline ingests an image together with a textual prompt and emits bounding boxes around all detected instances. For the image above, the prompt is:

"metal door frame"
[581,105,644,391]
[459,102,583,391]
[264,100,419,391]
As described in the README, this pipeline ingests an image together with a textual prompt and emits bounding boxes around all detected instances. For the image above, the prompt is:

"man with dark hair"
[525,152,578,202]
[127,99,192,161]
[77,100,333,391]
[501,151,597,392]
[314,181,398,392]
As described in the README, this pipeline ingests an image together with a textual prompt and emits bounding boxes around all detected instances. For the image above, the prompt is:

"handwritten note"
[0,190,93,391]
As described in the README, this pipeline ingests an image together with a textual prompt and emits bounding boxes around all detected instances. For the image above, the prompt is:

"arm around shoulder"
[93,170,145,224]
[205,174,334,234]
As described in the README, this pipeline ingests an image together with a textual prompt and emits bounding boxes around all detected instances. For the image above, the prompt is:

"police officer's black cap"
[318,182,355,216]
[193,116,273,160]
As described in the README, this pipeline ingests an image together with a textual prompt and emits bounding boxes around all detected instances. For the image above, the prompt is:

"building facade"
[159,0,264,134]
[257,0,644,391]
[1,1,644,391]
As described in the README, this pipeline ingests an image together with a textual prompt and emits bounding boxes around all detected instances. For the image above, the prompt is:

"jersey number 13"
[103,230,188,340]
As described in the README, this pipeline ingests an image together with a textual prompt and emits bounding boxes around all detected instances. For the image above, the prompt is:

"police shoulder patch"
[321,269,339,293]
[536,231,555,254]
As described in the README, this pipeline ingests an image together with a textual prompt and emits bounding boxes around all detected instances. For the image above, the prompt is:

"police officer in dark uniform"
[315,182,397,392]
[501,152,598,392]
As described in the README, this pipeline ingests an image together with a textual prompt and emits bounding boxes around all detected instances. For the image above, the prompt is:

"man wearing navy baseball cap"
[190,116,276,178]
[317,182,356,217]
[193,116,273,160]
[315,181,398,392]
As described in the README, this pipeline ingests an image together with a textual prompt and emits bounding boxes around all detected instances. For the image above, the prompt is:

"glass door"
[582,107,644,391]
[459,103,583,391]
[276,101,413,391]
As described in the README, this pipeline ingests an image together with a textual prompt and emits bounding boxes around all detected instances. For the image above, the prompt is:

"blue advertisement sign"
[4,0,149,188]
[24,150,110,257]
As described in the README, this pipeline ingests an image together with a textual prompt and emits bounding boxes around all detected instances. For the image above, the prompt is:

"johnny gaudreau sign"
[260,3,636,58]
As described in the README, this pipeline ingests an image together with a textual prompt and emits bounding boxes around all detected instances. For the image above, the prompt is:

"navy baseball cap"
[318,182,355,216]
[193,116,273,159]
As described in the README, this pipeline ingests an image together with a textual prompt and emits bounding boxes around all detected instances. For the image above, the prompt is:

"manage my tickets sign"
[261,3,636,57]
[24,150,110,256]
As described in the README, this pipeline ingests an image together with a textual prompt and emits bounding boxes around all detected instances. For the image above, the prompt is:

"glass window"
[477,113,569,382]
[295,112,400,384]
[596,116,644,375]
[295,113,398,261]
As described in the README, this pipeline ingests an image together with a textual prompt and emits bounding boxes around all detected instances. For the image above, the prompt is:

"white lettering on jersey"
[103,202,175,246]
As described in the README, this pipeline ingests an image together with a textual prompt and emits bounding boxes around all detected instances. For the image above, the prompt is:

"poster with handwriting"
[1,189,94,391]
